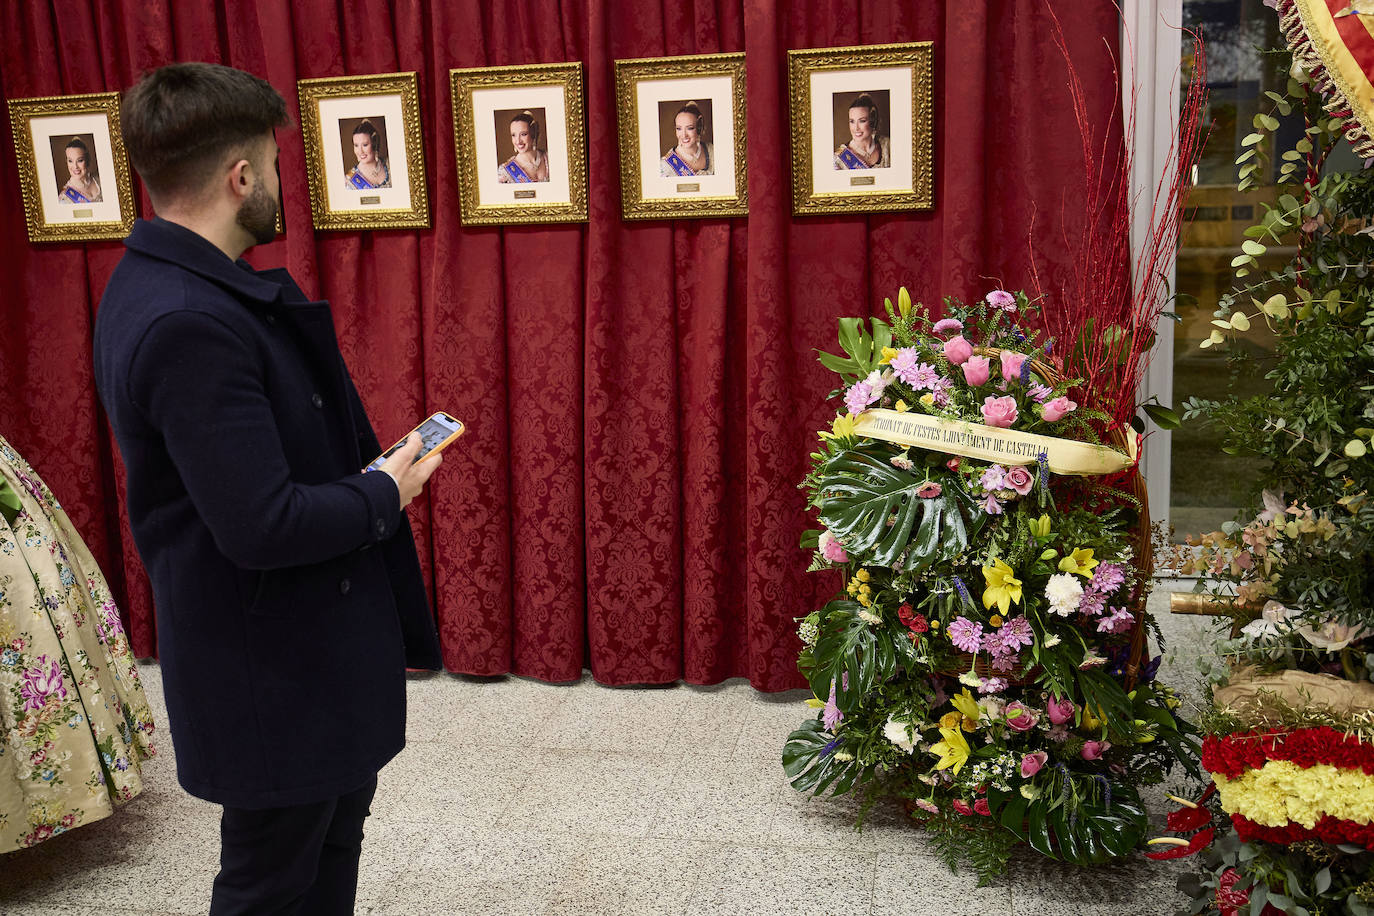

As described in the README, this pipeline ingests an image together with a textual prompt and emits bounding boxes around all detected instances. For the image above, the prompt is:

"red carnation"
[951,799,974,816]
[974,798,992,816]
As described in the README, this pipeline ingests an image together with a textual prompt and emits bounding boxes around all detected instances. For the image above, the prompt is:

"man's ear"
[227,157,253,199]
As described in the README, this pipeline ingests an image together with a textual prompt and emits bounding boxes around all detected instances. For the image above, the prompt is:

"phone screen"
[366,413,463,472]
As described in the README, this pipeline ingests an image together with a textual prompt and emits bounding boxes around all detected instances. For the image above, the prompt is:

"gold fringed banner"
[852,409,1137,477]
[1280,0,1374,158]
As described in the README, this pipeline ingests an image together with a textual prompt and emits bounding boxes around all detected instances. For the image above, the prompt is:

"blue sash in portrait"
[346,169,376,190]
[836,146,868,170]
[664,151,696,177]
[61,187,91,203]
[502,160,533,183]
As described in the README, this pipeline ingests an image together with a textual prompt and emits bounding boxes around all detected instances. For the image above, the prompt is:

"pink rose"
[1003,466,1033,496]
[1004,702,1038,732]
[999,351,1029,384]
[974,798,992,816]
[1081,740,1111,761]
[1046,695,1075,726]
[1041,396,1078,422]
[946,457,961,471]
[951,799,974,816]
[818,530,848,564]
[943,336,974,366]
[916,482,943,499]
[986,289,1016,311]
[981,395,1019,429]
[1020,751,1048,778]
[962,356,991,387]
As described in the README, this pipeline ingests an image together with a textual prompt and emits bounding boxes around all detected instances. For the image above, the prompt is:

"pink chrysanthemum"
[1028,382,1053,403]
[823,680,844,730]
[978,676,1008,695]
[844,381,874,415]
[947,616,983,653]
[990,651,1021,672]
[998,616,1034,650]
[1090,561,1126,595]
[915,798,940,814]
[979,465,1006,491]
[1098,607,1134,634]
[932,318,964,337]
[889,348,921,381]
[1078,590,1108,617]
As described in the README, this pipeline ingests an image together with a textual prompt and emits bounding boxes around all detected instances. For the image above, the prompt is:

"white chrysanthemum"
[1044,572,1084,616]
[883,718,916,753]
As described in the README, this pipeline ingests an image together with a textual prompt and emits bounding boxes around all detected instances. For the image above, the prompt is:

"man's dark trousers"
[209,776,379,916]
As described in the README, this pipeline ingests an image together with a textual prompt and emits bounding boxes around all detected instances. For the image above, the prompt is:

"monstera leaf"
[806,600,899,713]
[817,449,978,569]
[782,718,876,797]
[987,779,1148,865]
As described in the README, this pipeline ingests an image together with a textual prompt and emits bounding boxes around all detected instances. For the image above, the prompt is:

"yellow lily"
[1058,547,1099,578]
[819,413,857,442]
[951,688,981,725]
[930,726,970,774]
[981,558,1023,616]
[1029,514,1053,539]
[880,346,899,365]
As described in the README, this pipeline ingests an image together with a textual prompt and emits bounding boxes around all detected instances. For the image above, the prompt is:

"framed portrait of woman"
[296,72,430,231]
[449,62,587,226]
[7,91,135,243]
[613,52,747,220]
[787,42,934,216]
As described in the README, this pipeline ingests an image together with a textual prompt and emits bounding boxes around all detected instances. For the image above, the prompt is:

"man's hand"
[379,432,442,509]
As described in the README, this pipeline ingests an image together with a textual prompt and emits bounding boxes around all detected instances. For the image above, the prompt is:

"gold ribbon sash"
[852,409,1136,477]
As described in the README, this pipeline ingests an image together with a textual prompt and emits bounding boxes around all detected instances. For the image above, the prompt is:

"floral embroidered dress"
[0,434,155,851]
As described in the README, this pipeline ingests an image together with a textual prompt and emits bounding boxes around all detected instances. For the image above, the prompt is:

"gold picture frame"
[450,62,588,226]
[296,71,430,231]
[614,52,747,220]
[7,92,135,243]
[788,42,934,216]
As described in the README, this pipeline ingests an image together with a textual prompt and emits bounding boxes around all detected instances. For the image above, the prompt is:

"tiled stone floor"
[0,589,1215,915]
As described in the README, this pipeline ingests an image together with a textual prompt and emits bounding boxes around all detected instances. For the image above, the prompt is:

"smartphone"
[365,412,465,473]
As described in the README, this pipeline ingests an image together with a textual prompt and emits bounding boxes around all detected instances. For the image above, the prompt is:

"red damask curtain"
[0,0,1125,691]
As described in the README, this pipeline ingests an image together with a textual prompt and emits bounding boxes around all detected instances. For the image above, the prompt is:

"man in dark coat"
[93,63,443,916]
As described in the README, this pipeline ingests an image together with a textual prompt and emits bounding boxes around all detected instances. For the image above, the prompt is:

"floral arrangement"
[1167,31,1374,916]
[783,288,1199,881]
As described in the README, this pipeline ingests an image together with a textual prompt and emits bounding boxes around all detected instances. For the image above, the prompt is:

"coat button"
[264,313,277,325]
[375,518,387,535]
[339,578,351,595]
[311,393,324,408]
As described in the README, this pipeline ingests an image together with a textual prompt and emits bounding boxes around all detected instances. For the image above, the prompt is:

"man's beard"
[235,180,278,246]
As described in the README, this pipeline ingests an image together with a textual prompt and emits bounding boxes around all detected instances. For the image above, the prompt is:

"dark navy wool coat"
[94,218,442,809]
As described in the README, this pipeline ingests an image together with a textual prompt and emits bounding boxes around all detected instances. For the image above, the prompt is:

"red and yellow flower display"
[1202,727,1374,849]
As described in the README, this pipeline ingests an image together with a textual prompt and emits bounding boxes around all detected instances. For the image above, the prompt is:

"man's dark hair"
[121,62,289,203]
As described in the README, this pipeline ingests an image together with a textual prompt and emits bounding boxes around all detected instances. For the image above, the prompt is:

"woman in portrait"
[57,137,102,203]
[833,93,890,170]
[344,119,391,189]
[496,111,550,183]
[659,101,714,177]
